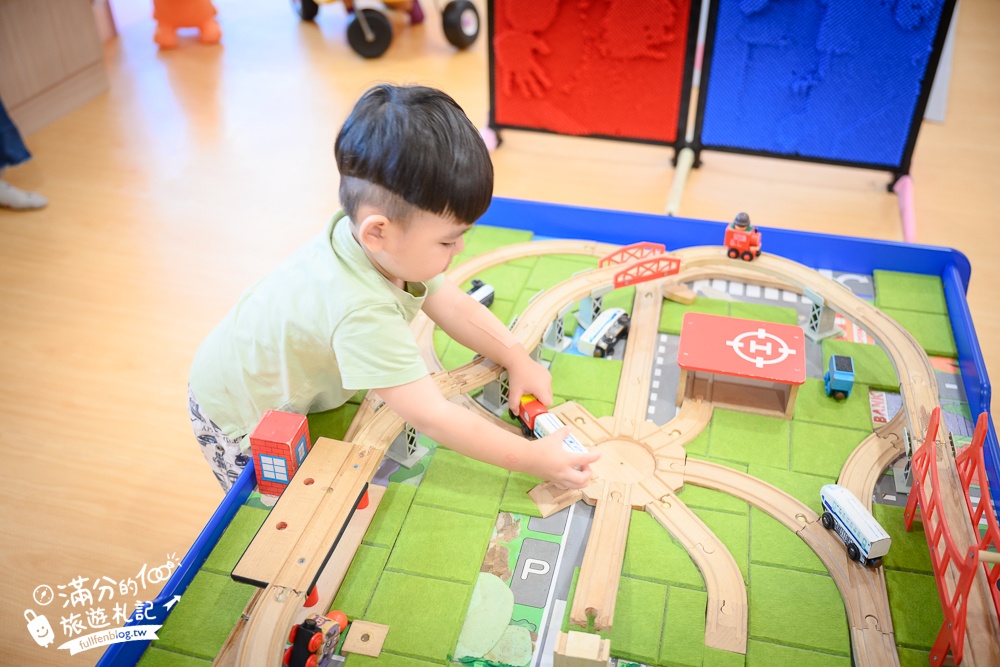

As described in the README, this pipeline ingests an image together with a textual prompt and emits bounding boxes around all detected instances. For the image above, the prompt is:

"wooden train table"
[98,198,1000,667]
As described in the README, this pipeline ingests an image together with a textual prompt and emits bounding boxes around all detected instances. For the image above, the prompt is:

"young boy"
[189,84,599,492]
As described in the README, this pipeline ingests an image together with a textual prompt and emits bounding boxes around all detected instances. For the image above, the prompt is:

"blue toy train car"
[824,354,855,400]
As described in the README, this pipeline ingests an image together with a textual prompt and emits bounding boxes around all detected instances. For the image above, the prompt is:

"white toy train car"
[532,412,589,455]
[820,484,891,567]
[578,307,630,357]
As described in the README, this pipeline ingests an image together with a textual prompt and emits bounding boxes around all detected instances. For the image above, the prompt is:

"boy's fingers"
[508,389,522,415]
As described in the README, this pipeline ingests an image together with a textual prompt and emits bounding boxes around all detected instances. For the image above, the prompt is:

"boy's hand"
[527,427,601,489]
[506,353,553,416]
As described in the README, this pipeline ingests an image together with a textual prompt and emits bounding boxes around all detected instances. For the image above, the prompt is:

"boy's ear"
[355,213,392,253]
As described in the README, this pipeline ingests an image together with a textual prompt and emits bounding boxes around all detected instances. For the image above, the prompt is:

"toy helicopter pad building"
[676,312,806,419]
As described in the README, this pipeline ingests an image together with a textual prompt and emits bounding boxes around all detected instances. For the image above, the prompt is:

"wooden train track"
[234,239,999,666]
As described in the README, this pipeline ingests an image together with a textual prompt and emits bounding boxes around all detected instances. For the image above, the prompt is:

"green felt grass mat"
[136,647,212,666]
[707,409,790,469]
[793,378,874,431]
[881,308,958,358]
[200,505,269,575]
[385,504,495,584]
[363,482,417,549]
[413,447,508,518]
[873,270,948,315]
[821,339,899,392]
[153,570,256,659]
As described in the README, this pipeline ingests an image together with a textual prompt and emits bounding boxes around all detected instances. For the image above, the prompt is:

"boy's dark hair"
[335,84,494,225]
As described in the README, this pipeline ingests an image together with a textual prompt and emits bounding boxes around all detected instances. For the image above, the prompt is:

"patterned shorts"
[188,385,250,492]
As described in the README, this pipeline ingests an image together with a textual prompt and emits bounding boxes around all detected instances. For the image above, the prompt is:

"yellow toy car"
[291,0,480,58]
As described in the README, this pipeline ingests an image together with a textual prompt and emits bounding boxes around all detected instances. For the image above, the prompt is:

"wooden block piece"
[554,631,610,667]
[342,621,389,657]
[662,282,696,304]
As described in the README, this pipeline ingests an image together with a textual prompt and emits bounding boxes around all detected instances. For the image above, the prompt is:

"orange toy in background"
[153,0,222,48]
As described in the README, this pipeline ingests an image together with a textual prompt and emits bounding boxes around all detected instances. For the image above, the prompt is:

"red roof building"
[677,313,806,418]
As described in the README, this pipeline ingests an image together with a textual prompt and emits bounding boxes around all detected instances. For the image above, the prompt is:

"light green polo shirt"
[189,211,444,441]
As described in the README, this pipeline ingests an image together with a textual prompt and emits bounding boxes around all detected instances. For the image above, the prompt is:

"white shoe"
[0,179,47,210]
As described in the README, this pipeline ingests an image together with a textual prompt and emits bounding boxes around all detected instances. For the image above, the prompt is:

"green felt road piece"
[873,270,948,315]
[658,586,708,667]
[482,624,533,665]
[154,570,256,660]
[363,483,417,549]
[610,576,668,665]
[748,565,849,656]
[748,464,832,510]
[137,647,212,666]
[562,568,581,633]
[365,571,472,660]
[201,505,270,575]
[708,409,790,469]
[386,504,495,584]
[897,646,933,667]
[622,511,705,590]
[475,264,533,304]
[749,507,826,574]
[308,402,361,441]
[455,573,515,660]
[331,544,390,619]
[793,378,874,431]
[413,447,508,518]
[790,422,871,479]
[501,472,543,517]
[872,503,932,574]
[821,339,899,392]
[745,640,849,667]
[552,395,617,419]
[881,308,957,358]
[345,652,447,667]
[676,482,748,516]
[659,298,729,335]
[729,301,799,326]
[696,508,750,580]
[550,353,623,404]
[885,569,943,650]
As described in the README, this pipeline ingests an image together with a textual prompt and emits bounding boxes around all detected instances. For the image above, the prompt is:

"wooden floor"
[1,1,997,664]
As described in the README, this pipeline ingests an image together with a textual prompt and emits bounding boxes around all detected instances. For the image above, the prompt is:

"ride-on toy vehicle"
[291,0,480,58]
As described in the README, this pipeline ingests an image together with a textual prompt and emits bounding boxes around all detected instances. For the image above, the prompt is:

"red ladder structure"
[904,407,980,666]
[955,412,1000,618]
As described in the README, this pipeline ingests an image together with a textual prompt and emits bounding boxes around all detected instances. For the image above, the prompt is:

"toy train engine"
[512,395,588,455]
[824,354,855,400]
[724,212,762,261]
[819,484,891,568]
[284,610,348,667]
[466,279,495,307]
[578,307,630,358]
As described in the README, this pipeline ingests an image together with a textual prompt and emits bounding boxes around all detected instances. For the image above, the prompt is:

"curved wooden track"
[241,240,1000,666]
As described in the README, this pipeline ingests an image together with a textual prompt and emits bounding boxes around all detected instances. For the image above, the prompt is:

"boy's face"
[357,209,471,286]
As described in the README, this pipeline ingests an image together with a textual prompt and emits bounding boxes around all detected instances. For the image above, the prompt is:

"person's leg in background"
[0,95,47,211]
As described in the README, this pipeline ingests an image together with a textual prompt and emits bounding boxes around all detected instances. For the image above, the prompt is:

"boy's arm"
[377,375,598,489]
[422,280,550,411]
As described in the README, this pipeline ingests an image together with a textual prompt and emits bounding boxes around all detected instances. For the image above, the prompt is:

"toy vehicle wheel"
[442,0,480,49]
[741,250,754,261]
[292,0,319,21]
[821,512,834,530]
[847,543,860,561]
[727,248,739,259]
[347,9,393,59]
[833,390,847,401]
[594,347,605,358]
[867,557,883,569]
